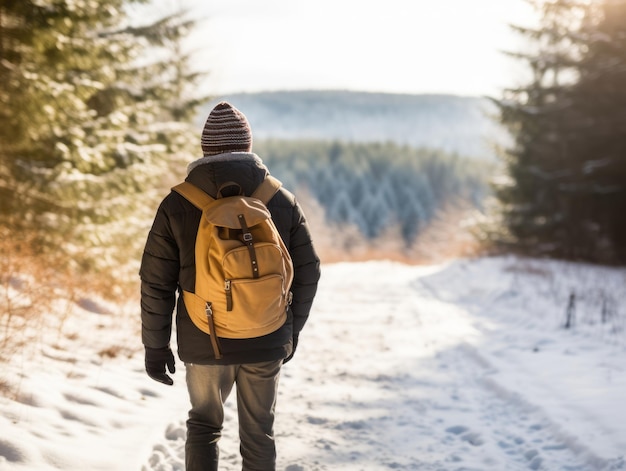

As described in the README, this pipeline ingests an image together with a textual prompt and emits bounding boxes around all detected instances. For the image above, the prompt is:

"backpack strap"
[173,175,281,208]
[172,181,215,209]
[251,175,282,205]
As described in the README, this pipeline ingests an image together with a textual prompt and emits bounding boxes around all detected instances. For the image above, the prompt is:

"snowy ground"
[1,256,626,470]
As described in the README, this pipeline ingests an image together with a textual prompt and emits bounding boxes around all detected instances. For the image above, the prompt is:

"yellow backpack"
[172,176,294,359]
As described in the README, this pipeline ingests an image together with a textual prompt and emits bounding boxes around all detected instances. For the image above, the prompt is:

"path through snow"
[2,257,625,470]
[141,258,626,471]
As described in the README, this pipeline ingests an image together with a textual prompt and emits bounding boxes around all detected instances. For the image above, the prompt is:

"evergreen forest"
[255,140,492,247]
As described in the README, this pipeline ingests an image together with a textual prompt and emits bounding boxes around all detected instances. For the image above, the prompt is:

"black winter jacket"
[140,152,321,364]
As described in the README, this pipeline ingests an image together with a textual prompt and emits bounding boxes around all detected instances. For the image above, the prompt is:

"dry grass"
[98,345,138,359]
[0,228,138,363]
[298,193,486,266]
[0,228,143,398]
[1,231,72,361]
[406,202,486,264]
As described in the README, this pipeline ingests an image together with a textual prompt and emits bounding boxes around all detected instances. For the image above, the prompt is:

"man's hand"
[145,346,176,385]
[283,335,298,364]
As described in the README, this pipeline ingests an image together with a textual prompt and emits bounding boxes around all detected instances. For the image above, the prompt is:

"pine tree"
[492,0,626,263]
[0,0,206,273]
[491,0,594,258]
[561,0,626,262]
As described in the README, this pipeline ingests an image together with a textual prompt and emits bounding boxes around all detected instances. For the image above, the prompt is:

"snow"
[1,256,626,470]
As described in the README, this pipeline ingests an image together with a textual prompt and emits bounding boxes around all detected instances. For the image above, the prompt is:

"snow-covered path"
[2,257,625,470]
[142,259,626,471]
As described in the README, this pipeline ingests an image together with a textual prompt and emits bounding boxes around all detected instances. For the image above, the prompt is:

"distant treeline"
[207,90,508,161]
[255,140,493,244]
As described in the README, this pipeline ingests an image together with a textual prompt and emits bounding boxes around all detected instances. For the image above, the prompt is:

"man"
[140,101,321,470]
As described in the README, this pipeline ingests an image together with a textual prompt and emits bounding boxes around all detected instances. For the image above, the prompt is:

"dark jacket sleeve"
[139,199,180,349]
[288,199,321,336]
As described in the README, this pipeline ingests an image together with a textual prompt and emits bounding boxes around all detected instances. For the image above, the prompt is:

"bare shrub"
[0,229,122,363]
[298,191,484,265]
[407,201,484,264]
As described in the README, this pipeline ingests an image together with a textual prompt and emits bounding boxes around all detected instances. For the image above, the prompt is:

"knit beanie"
[201,101,253,156]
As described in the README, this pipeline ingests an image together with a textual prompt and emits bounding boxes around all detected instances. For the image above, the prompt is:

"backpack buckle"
[243,232,253,242]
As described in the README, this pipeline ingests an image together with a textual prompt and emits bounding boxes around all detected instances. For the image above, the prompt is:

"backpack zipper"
[204,302,222,359]
[224,279,233,311]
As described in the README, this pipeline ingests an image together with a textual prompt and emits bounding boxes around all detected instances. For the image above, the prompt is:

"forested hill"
[199,90,509,160]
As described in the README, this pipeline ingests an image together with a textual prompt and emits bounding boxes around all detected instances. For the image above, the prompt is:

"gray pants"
[185,360,282,471]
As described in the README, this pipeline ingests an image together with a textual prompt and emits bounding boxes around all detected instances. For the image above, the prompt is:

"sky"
[152,0,541,98]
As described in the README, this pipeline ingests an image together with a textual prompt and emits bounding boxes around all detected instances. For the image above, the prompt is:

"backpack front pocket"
[222,274,286,332]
